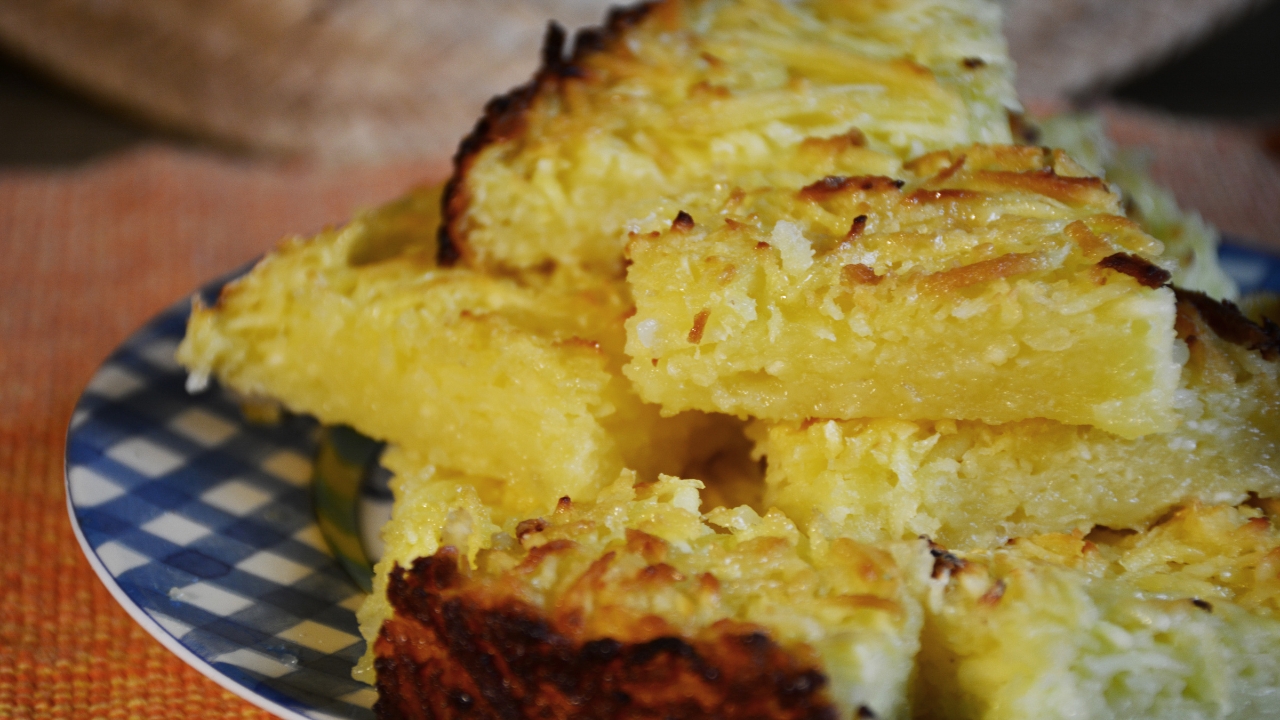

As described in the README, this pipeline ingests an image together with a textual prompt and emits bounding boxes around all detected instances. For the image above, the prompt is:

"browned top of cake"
[375,549,842,720]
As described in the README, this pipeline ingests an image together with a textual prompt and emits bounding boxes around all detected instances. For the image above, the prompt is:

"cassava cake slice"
[624,144,1181,437]
[363,470,930,720]
[915,501,1280,720]
[441,0,1017,272]
[754,289,1280,549]
[1036,112,1238,300]
[177,186,720,516]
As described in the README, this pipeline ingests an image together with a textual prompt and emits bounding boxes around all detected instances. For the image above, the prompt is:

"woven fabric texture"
[0,104,1276,718]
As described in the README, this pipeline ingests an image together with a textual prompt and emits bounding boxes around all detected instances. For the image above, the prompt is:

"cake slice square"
[624,145,1181,437]
[442,0,1018,272]
[178,186,719,516]
[915,502,1280,720]
[362,469,930,720]
[754,289,1280,549]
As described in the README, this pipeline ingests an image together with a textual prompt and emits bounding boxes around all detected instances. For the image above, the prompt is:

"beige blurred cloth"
[1005,0,1260,101]
[0,0,613,163]
[0,0,1263,162]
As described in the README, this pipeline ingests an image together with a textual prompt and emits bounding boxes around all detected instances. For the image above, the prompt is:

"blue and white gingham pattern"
[66,276,376,720]
[65,243,1280,720]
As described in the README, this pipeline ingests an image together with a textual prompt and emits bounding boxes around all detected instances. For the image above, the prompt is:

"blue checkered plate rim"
[65,266,376,720]
[65,242,1280,720]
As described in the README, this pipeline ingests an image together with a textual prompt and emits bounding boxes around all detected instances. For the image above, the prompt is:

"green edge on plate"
[312,425,382,593]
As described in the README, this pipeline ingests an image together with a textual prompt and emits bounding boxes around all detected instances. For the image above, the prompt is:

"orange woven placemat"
[0,147,442,719]
[0,107,1276,719]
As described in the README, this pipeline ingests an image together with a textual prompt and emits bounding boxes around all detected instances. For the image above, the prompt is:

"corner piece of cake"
[625,144,1181,437]
[177,185,719,517]
[754,289,1280,549]
[915,501,1280,720]
[364,472,931,720]
[1036,112,1239,300]
[441,0,1017,272]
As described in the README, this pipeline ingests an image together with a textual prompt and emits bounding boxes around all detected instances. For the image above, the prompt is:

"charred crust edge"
[799,175,905,201]
[1176,287,1280,361]
[924,538,966,579]
[374,552,839,719]
[1007,111,1040,145]
[437,1,663,266]
[1096,252,1172,289]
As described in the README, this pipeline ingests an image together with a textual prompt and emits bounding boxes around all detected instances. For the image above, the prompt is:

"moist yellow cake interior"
[757,291,1280,548]
[624,144,1181,436]
[178,184,732,518]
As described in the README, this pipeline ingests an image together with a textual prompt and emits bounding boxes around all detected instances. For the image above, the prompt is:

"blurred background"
[0,0,1276,166]
[0,0,1277,245]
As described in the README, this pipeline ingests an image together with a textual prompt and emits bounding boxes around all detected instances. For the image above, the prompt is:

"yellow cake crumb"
[916,503,1280,720]
[625,145,1180,436]
[178,185,724,517]
[755,291,1280,548]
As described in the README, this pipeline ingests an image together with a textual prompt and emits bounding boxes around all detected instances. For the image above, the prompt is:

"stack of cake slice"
[179,185,728,518]
[178,0,1280,718]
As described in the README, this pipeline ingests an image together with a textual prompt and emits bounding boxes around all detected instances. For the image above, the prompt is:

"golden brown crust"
[375,548,840,720]
[969,169,1111,207]
[687,309,710,345]
[921,252,1043,293]
[798,175,905,202]
[438,2,664,267]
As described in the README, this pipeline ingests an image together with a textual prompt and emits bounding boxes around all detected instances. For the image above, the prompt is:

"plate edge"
[63,399,320,720]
